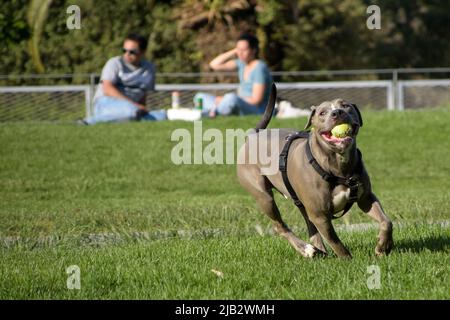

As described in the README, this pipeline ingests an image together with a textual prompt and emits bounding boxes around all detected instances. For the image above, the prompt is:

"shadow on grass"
[395,235,450,253]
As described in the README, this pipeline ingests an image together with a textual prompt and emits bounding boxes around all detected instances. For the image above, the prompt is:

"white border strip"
[155,83,238,91]
[154,81,393,91]
[276,80,392,89]
[1,220,448,248]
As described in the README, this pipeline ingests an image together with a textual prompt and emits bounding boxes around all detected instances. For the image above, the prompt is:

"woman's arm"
[244,83,266,106]
[209,48,238,71]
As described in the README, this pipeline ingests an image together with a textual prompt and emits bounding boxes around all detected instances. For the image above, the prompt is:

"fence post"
[387,82,394,110]
[88,73,96,117]
[397,81,405,111]
[85,86,91,119]
[392,69,399,110]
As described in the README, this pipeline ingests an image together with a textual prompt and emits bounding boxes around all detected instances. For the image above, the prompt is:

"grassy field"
[0,109,449,299]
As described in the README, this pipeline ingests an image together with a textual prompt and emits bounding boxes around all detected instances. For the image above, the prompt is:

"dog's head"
[304,99,363,153]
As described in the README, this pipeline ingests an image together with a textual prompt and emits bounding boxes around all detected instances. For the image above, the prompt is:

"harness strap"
[278,131,362,219]
[279,132,309,209]
[305,140,362,218]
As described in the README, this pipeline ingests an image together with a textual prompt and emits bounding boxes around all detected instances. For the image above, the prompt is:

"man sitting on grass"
[81,33,166,125]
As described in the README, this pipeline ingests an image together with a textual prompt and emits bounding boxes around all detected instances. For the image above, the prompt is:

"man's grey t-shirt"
[94,56,155,103]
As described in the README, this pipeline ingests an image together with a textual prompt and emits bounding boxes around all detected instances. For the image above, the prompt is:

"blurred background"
[0,0,449,120]
[0,2,449,300]
[2,0,450,75]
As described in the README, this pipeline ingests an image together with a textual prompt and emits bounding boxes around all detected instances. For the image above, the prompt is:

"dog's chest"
[331,185,363,213]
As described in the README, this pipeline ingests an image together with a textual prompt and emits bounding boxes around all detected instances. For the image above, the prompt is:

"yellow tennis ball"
[331,123,352,138]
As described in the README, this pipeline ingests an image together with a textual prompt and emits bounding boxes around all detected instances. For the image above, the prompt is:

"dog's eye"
[319,111,327,116]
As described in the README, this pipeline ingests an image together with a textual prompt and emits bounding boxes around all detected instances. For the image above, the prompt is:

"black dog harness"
[279,131,362,219]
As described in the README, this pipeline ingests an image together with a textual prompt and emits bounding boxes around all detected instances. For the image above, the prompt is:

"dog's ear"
[351,103,363,127]
[304,106,316,130]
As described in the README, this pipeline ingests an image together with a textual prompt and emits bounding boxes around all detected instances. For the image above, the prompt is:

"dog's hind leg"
[299,207,327,254]
[238,168,318,258]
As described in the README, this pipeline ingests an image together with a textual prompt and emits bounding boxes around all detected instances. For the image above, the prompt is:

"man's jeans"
[193,92,265,117]
[85,96,167,124]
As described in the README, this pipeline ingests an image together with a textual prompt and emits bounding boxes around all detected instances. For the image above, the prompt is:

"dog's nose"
[331,109,344,119]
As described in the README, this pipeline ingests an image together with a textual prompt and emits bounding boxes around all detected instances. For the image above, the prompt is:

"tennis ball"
[331,123,352,138]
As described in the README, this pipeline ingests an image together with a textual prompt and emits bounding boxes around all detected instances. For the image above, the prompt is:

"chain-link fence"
[0,86,91,122]
[149,81,393,111]
[398,79,450,110]
[0,69,449,122]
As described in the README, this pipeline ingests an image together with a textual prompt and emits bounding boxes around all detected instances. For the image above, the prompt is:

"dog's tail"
[255,83,277,131]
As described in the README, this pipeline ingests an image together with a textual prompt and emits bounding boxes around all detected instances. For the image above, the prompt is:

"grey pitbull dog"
[237,84,393,258]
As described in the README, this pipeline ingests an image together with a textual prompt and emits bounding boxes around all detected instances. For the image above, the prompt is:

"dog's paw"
[304,244,328,258]
[304,244,316,258]
[375,233,394,256]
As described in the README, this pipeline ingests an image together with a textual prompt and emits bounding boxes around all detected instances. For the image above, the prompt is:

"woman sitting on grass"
[194,33,273,118]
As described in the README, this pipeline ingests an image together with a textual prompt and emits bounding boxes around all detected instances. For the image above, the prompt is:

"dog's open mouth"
[320,124,357,145]
[321,131,352,144]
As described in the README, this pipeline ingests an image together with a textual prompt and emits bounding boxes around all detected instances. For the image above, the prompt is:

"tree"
[364,0,450,68]
[27,0,53,73]
[0,10,30,46]
[267,0,373,71]
[0,0,448,78]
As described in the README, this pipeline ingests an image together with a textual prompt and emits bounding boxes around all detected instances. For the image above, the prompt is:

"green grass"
[0,109,449,299]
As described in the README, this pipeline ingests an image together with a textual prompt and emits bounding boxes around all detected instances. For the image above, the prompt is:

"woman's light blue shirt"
[235,59,273,108]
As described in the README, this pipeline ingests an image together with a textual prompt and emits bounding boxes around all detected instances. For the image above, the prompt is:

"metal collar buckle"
[347,176,359,187]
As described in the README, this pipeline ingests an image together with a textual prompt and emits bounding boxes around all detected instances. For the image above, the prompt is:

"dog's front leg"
[358,193,393,256]
[310,215,352,258]
[299,207,327,254]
